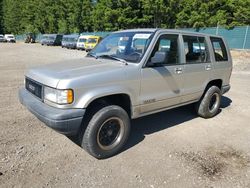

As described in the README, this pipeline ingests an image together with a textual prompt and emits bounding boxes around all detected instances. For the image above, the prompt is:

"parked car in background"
[62,34,79,49]
[76,35,91,50]
[84,36,102,52]
[40,34,63,46]
[0,34,7,42]
[4,34,16,43]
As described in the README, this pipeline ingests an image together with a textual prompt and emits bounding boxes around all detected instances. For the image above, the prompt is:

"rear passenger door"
[181,35,212,103]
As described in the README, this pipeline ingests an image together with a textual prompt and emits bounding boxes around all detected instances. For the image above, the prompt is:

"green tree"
[1,0,250,33]
[79,0,93,32]
[3,0,23,34]
[20,0,40,33]
[176,0,210,28]
[0,0,3,33]
[92,0,120,31]
[140,0,169,28]
[228,0,250,27]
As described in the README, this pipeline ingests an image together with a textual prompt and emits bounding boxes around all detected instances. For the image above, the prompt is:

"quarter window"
[183,36,209,63]
[210,37,228,61]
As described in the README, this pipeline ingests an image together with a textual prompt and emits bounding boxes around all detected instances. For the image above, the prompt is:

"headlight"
[44,87,73,104]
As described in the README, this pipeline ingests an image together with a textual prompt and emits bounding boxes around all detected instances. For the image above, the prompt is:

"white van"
[76,35,91,50]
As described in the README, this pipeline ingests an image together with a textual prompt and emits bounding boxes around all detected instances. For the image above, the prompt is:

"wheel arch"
[205,79,223,90]
[83,93,133,118]
[199,79,223,101]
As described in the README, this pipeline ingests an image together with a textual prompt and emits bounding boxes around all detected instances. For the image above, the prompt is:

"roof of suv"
[63,34,79,38]
[43,34,62,37]
[114,28,221,38]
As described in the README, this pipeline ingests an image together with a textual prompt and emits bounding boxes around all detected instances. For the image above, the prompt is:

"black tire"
[196,86,222,118]
[81,105,130,159]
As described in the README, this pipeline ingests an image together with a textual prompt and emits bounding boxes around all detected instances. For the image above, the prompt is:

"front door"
[140,34,184,114]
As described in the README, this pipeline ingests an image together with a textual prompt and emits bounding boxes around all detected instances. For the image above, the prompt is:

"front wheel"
[195,86,222,118]
[81,105,130,159]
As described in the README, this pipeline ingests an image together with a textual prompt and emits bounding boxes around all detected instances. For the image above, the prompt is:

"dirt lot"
[0,43,249,188]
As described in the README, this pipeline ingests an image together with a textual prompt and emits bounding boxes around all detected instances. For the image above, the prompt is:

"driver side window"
[148,34,179,65]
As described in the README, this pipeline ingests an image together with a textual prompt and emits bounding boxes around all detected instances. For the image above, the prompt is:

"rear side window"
[183,35,209,63]
[210,37,228,61]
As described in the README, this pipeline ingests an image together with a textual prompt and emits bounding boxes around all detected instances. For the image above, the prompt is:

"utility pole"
[243,25,249,49]
[216,21,219,35]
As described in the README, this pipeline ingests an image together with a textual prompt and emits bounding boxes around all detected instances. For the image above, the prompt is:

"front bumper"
[7,39,16,43]
[77,46,85,50]
[76,44,85,50]
[66,44,76,49]
[19,88,85,135]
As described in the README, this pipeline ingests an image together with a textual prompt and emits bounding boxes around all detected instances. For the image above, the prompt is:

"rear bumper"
[19,88,85,135]
[222,85,230,94]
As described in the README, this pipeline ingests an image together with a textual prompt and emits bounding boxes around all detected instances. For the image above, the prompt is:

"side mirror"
[148,51,168,66]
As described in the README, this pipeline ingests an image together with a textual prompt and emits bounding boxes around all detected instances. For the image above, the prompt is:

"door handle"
[175,68,183,74]
[205,65,212,71]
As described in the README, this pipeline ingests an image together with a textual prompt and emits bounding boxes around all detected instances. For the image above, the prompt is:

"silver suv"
[19,29,232,159]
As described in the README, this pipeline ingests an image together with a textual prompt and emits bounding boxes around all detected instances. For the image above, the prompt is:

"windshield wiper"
[97,55,128,65]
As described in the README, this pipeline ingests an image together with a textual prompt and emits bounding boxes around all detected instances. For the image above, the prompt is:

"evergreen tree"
[3,0,22,34]
[79,0,93,32]
[1,0,250,33]
[0,0,3,33]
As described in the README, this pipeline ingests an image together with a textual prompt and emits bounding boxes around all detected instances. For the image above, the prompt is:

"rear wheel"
[196,86,221,118]
[81,105,130,159]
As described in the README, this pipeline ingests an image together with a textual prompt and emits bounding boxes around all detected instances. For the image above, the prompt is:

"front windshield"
[87,38,97,43]
[48,36,55,40]
[71,37,78,42]
[79,38,87,42]
[63,37,69,42]
[89,31,154,63]
[64,37,78,42]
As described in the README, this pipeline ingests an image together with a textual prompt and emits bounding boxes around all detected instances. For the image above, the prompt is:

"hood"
[26,57,127,88]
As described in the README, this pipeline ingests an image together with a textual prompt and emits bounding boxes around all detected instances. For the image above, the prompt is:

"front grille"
[25,78,43,99]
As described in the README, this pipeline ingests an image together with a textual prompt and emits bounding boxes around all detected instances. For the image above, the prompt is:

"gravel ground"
[0,43,249,188]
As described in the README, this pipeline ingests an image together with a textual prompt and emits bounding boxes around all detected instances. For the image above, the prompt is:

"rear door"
[181,35,212,103]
